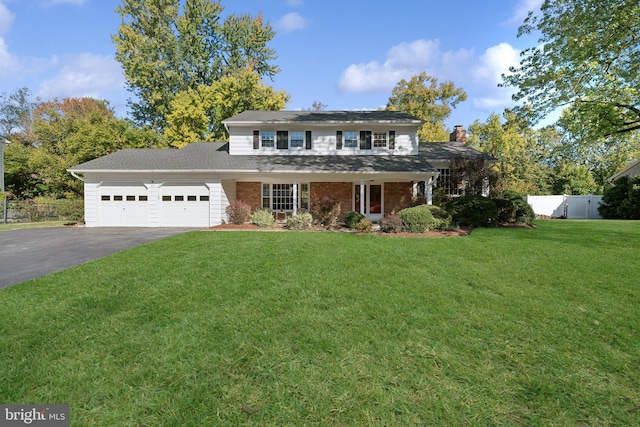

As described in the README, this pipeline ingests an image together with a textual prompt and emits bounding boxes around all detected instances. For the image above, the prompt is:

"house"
[68,110,491,227]
[607,158,640,184]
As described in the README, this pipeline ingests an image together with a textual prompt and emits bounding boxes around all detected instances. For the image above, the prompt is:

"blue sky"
[0,0,543,129]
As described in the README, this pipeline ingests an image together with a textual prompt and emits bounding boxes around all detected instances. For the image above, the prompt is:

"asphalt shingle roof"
[222,110,425,125]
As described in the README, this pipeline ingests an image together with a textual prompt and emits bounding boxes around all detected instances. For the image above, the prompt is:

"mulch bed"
[209,222,472,237]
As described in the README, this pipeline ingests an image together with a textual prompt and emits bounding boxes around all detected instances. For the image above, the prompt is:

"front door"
[354,184,383,221]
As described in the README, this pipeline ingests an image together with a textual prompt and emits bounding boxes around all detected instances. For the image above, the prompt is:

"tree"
[0,87,36,140]
[114,0,279,131]
[386,72,467,141]
[164,68,289,146]
[11,98,164,199]
[502,0,640,140]
[598,175,640,219]
[551,163,598,195]
[468,110,551,194]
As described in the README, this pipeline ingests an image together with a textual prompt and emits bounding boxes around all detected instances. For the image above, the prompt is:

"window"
[175,195,184,201]
[101,195,110,201]
[187,195,197,201]
[373,132,387,148]
[162,195,171,201]
[344,131,358,148]
[262,183,310,211]
[437,168,463,196]
[272,184,293,211]
[126,195,136,201]
[200,195,209,201]
[290,131,304,148]
[114,195,123,201]
[261,131,275,148]
[139,195,148,201]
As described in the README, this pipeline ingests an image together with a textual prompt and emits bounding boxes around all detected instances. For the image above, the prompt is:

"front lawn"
[1,221,638,426]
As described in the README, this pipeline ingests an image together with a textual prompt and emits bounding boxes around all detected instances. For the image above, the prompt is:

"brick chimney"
[449,125,467,144]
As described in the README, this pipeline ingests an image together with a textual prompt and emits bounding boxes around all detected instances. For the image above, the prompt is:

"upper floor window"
[290,131,304,148]
[344,131,358,148]
[261,131,275,148]
[373,132,387,148]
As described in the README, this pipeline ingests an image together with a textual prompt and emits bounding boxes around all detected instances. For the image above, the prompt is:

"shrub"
[356,218,373,233]
[426,205,452,230]
[286,212,314,230]
[492,190,535,225]
[251,208,275,227]
[398,204,434,233]
[446,195,498,228]
[344,210,366,229]
[310,195,341,228]
[598,176,640,219]
[379,214,403,233]
[225,200,251,225]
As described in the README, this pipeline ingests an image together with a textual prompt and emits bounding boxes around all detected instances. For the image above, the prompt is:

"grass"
[1,220,638,426]
[0,220,69,231]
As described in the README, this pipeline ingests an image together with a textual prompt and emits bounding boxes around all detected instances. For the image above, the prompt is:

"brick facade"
[383,182,415,215]
[310,182,353,221]
[236,182,262,211]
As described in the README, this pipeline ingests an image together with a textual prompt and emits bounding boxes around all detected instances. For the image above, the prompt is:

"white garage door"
[98,185,149,227]
[160,185,211,227]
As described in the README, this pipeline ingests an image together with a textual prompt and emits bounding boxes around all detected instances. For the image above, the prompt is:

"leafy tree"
[11,98,164,199]
[386,72,467,141]
[114,0,279,130]
[502,0,640,140]
[164,68,289,146]
[448,158,499,197]
[551,163,598,195]
[0,87,36,140]
[468,110,551,194]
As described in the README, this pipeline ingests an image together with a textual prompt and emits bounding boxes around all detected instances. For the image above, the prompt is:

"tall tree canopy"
[503,0,640,140]
[386,72,467,141]
[113,0,280,130]
[165,68,289,147]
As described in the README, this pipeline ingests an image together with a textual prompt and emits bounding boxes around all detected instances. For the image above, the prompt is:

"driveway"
[0,227,196,289]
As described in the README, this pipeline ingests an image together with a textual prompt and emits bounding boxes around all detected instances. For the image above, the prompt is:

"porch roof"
[69,142,438,175]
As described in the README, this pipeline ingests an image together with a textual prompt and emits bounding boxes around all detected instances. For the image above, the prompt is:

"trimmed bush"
[55,199,85,223]
[356,218,373,233]
[426,205,452,230]
[446,195,498,228]
[286,212,314,230]
[225,200,252,225]
[379,214,403,233]
[310,195,341,228]
[492,190,535,225]
[251,208,276,227]
[398,204,434,233]
[344,210,366,229]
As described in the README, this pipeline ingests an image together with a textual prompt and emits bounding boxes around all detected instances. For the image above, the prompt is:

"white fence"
[526,195,603,219]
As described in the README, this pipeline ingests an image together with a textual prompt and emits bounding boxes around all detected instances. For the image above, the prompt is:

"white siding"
[228,126,419,155]
[84,182,99,227]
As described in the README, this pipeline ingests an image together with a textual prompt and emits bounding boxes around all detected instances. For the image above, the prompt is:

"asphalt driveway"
[0,227,196,288]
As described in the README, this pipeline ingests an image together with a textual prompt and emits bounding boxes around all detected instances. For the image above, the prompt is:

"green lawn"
[0,221,69,231]
[1,221,638,426]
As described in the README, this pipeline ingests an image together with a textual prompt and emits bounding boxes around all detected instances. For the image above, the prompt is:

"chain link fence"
[0,199,84,223]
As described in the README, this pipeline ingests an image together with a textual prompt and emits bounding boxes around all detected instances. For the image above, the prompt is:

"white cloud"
[338,38,521,113]
[37,53,125,100]
[503,0,543,27]
[0,1,15,34]
[276,12,307,34]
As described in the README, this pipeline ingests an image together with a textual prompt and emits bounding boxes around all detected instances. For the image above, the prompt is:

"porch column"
[292,181,298,216]
[426,177,433,205]
[359,180,365,214]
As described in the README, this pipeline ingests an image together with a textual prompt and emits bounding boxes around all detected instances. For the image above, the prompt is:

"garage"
[97,184,149,227]
[159,185,211,227]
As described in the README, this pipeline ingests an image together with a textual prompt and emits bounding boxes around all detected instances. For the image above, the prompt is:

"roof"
[222,110,425,125]
[69,142,438,174]
[608,158,640,183]
[419,141,496,162]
